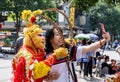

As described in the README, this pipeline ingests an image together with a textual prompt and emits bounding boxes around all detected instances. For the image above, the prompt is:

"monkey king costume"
[11,10,68,82]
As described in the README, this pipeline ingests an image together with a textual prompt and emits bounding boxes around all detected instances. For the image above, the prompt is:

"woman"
[45,28,110,82]
[45,28,77,82]
[77,38,89,78]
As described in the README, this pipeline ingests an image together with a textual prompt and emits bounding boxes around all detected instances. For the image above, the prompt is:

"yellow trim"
[33,61,50,79]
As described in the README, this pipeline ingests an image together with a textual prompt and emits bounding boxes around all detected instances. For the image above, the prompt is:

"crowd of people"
[11,9,120,82]
[96,55,120,77]
[76,38,120,79]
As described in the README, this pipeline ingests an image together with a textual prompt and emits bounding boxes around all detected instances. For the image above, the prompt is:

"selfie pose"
[11,10,68,82]
[44,27,110,82]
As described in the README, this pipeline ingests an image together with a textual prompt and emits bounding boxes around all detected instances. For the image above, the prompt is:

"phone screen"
[100,23,106,34]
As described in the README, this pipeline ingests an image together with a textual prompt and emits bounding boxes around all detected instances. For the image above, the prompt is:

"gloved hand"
[54,47,68,59]
[65,38,76,46]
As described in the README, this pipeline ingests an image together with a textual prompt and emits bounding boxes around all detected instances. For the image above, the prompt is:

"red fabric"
[12,59,16,71]
[14,56,26,82]
[30,16,36,23]
[0,23,2,29]
[73,46,77,61]
[44,55,57,67]
[12,46,56,82]
[21,46,45,61]
[23,46,45,82]
[54,59,66,65]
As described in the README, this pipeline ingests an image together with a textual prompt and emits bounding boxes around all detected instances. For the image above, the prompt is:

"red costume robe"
[12,46,56,82]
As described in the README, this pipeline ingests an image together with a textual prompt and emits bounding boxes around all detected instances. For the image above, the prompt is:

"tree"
[0,0,57,37]
[89,2,120,40]
[103,0,120,6]
[62,0,120,11]
[60,0,99,17]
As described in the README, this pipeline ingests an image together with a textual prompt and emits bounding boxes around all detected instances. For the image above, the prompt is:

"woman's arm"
[82,32,110,55]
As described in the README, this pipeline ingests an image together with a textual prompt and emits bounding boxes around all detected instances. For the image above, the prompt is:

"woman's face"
[50,29,63,49]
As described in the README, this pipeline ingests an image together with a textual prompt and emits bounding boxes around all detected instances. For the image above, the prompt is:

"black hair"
[81,38,87,45]
[87,40,92,45]
[45,28,55,54]
[105,56,109,60]
[45,28,63,55]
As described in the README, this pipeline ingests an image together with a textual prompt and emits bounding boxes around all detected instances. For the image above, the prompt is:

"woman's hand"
[44,75,51,82]
[50,71,60,80]
[102,32,110,42]
[43,71,60,81]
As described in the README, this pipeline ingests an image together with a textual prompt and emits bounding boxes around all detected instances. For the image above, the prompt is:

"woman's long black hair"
[45,28,55,54]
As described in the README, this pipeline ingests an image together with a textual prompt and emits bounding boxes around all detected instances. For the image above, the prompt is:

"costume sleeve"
[33,55,56,79]
[13,56,26,82]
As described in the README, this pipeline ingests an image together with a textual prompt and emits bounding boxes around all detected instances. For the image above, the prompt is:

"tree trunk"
[15,12,21,38]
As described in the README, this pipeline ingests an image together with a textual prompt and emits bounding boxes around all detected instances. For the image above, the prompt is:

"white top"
[76,46,88,59]
[49,61,77,82]
[96,60,102,69]
[47,47,83,82]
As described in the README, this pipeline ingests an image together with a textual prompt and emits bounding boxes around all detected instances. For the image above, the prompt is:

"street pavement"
[0,55,12,82]
[0,50,120,82]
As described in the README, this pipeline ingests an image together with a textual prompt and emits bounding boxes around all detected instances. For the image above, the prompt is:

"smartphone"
[100,23,106,34]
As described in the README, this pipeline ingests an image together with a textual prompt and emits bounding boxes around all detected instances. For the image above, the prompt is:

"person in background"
[93,48,102,65]
[44,27,110,82]
[14,36,24,54]
[77,38,88,78]
[87,40,94,77]
[96,56,102,77]
[109,59,117,74]
[76,40,82,47]
[112,40,119,49]
[101,56,110,77]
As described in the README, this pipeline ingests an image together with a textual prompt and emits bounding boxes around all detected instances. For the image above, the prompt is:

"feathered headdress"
[21,9,43,36]
[22,9,42,27]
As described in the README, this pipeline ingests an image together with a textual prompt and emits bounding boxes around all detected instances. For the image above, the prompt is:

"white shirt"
[96,60,102,69]
[48,47,83,82]
[76,45,87,59]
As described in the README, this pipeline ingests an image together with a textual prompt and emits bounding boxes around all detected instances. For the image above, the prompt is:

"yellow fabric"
[54,47,68,59]
[21,9,42,21]
[65,38,76,46]
[33,61,50,79]
[22,10,32,20]
[33,9,42,16]
[24,24,42,37]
